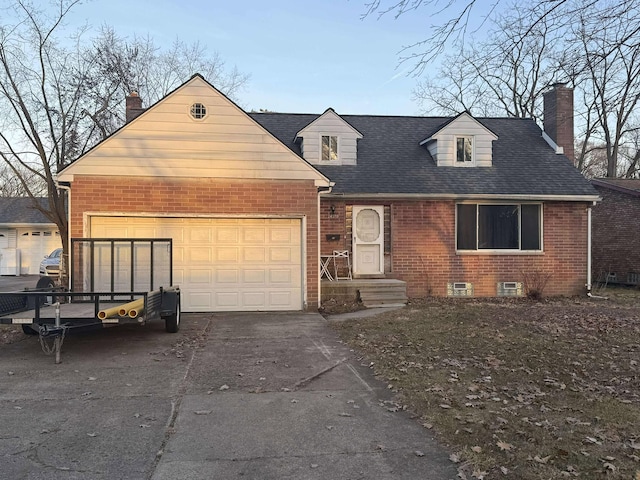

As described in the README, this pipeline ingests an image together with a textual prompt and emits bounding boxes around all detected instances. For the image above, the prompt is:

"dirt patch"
[332,288,640,479]
[0,325,25,345]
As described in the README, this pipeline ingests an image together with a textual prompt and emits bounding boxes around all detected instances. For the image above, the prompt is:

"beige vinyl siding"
[296,110,362,165]
[59,77,329,185]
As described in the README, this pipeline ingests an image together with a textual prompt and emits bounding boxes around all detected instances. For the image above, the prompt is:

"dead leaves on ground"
[333,296,640,479]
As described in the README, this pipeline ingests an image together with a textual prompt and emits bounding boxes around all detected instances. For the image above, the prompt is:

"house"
[57,75,598,312]
[0,197,61,275]
[591,178,640,285]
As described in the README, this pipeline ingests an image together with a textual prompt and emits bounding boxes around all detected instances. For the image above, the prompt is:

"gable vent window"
[321,135,338,161]
[456,137,473,163]
[190,103,207,120]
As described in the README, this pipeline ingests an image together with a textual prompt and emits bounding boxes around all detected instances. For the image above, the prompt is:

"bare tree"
[0,1,249,284]
[398,0,640,178]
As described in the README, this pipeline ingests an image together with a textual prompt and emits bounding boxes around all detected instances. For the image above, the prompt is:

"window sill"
[456,249,544,256]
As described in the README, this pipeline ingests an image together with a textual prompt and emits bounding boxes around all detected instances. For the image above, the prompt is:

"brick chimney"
[125,91,145,123]
[543,83,574,162]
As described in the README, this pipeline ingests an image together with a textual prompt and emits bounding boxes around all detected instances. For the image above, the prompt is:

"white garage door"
[17,229,61,274]
[90,217,303,312]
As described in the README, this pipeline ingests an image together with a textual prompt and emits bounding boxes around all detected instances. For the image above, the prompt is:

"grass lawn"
[330,288,640,479]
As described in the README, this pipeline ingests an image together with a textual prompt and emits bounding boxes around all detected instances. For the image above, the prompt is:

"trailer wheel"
[164,302,180,333]
[36,276,56,305]
[21,325,39,335]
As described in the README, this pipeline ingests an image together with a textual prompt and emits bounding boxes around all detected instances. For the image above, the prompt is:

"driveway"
[0,312,457,479]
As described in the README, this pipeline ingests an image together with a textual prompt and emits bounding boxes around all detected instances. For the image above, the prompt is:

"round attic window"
[190,103,207,120]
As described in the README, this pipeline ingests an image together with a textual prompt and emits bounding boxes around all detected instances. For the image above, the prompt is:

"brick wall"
[592,185,640,284]
[70,176,320,308]
[321,199,589,297]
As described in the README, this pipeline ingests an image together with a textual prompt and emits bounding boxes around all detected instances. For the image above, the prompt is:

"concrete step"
[358,282,408,308]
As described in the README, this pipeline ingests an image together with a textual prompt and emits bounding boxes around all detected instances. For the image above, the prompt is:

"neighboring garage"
[90,216,303,312]
[0,198,61,275]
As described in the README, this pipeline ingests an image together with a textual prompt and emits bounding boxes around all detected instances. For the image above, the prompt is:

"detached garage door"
[90,217,303,312]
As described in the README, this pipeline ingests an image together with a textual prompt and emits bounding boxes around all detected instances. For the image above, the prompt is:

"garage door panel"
[189,228,211,243]
[217,228,239,243]
[188,246,211,262]
[91,216,303,312]
[270,228,295,244]
[216,292,239,307]
[269,247,295,262]
[216,269,239,283]
[243,247,265,262]
[270,269,293,284]
[242,269,266,283]
[216,247,239,262]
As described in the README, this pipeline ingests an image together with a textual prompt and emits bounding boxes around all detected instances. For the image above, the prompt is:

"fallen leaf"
[414,450,425,457]
[534,455,551,464]
[471,446,482,453]
[194,410,212,415]
[500,466,509,475]
[497,440,514,451]
[472,469,487,479]
[440,404,452,409]
[219,384,229,391]
[450,453,461,463]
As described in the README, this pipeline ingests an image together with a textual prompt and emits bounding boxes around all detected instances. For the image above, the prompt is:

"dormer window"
[321,135,338,161]
[456,136,473,164]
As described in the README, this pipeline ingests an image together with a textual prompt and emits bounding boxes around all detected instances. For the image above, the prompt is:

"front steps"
[321,279,408,309]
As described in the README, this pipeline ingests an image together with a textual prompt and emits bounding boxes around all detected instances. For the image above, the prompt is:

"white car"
[39,248,62,276]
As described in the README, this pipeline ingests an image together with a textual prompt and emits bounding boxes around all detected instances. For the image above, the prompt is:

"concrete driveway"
[1,312,457,479]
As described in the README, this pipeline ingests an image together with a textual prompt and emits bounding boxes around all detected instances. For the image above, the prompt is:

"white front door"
[352,206,384,276]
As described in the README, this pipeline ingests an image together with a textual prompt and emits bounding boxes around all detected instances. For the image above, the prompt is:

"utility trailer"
[0,238,181,362]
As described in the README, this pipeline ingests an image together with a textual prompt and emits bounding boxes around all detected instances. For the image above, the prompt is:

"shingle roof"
[250,113,598,199]
[0,197,52,224]
[592,178,640,197]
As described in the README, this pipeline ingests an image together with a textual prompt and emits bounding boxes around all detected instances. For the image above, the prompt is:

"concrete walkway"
[152,312,456,479]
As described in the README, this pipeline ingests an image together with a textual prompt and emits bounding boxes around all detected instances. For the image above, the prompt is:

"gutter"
[323,192,601,202]
[585,200,607,300]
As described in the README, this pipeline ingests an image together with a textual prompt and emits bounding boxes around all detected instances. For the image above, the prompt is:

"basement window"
[190,103,207,120]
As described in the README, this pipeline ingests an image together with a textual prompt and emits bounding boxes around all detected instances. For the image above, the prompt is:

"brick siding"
[592,185,640,284]
[70,176,319,308]
[321,199,589,297]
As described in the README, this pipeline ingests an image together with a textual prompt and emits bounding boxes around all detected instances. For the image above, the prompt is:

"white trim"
[454,135,475,167]
[542,131,564,155]
[319,134,340,163]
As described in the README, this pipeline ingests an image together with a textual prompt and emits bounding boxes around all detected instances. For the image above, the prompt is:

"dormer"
[420,112,498,167]
[295,108,363,165]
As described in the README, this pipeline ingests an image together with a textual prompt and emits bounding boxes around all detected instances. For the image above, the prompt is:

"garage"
[18,229,61,274]
[90,216,303,312]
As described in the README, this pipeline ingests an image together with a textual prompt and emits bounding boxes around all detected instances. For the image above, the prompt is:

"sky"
[63,0,473,116]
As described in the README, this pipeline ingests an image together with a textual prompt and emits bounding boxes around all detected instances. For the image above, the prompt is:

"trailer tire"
[21,325,39,335]
[164,303,180,333]
[36,276,57,305]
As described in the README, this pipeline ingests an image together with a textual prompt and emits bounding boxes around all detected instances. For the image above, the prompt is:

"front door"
[352,206,384,276]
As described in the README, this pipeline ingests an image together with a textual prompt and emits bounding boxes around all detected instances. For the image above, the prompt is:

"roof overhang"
[320,192,601,202]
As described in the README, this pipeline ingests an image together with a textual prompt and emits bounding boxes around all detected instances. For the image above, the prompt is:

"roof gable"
[293,108,363,166]
[58,75,330,186]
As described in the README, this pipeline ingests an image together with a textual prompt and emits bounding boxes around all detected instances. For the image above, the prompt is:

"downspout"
[586,201,607,299]
[317,184,334,309]
[54,179,72,291]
